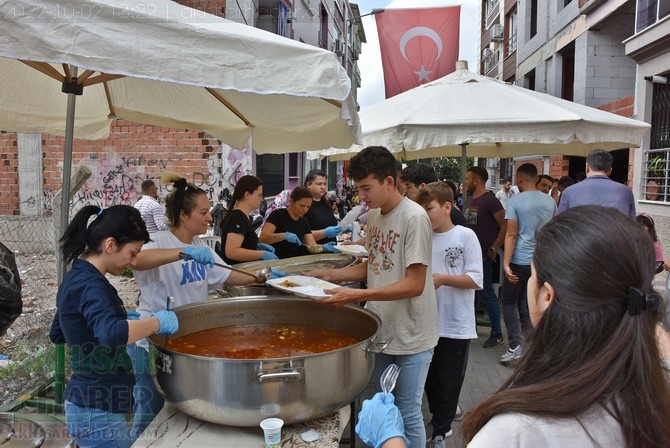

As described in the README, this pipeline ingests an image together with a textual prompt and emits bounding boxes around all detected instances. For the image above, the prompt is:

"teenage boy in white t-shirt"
[416,181,483,444]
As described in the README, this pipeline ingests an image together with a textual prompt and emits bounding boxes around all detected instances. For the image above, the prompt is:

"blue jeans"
[373,349,433,448]
[127,344,164,439]
[65,401,133,448]
[480,258,502,334]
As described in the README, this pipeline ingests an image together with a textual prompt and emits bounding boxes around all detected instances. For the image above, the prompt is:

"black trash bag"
[0,242,22,338]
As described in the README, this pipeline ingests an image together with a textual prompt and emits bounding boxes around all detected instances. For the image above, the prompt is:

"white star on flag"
[414,65,432,82]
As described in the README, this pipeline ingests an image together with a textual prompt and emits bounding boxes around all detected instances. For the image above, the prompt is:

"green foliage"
[0,342,57,382]
[647,154,666,177]
[122,268,134,278]
[432,157,475,183]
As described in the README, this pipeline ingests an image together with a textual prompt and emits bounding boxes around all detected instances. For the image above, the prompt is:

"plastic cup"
[260,417,284,448]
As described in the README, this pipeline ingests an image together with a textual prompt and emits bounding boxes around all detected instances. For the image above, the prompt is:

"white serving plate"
[335,244,368,257]
[266,275,340,299]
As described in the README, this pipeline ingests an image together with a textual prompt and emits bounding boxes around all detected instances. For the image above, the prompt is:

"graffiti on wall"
[38,144,252,214]
[222,143,251,192]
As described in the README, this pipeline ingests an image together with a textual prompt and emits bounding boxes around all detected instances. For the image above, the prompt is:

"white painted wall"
[17,133,42,216]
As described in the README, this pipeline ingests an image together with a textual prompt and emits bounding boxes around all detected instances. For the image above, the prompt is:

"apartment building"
[625,0,670,215]
[480,0,644,189]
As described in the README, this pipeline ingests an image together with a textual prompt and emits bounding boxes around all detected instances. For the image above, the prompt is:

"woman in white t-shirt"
[462,205,670,447]
[128,172,262,439]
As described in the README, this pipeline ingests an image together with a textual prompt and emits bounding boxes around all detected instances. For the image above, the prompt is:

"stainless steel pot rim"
[151,335,377,362]
[149,296,382,362]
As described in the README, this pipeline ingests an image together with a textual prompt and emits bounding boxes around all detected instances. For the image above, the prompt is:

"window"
[483,48,500,73]
[288,153,299,178]
[506,9,518,56]
[636,0,658,32]
[527,69,536,91]
[486,0,500,17]
[530,0,538,38]
[256,154,285,197]
[642,82,670,202]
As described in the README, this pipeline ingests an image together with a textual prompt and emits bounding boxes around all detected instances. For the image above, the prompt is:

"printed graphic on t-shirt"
[444,245,464,268]
[463,206,478,225]
[367,225,399,273]
[180,260,207,285]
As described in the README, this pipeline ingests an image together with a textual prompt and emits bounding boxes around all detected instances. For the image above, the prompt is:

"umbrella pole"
[55,66,79,406]
[460,143,468,206]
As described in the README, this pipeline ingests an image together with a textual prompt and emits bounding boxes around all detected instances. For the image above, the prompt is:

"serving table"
[132,403,351,447]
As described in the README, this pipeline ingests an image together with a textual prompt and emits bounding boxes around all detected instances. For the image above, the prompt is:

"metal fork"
[380,363,401,394]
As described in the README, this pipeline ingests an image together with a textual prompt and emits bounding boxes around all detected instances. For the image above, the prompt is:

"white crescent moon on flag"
[399,26,443,63]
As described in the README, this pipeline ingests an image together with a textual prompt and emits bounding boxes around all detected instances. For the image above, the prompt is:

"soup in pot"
[166,324,360,359]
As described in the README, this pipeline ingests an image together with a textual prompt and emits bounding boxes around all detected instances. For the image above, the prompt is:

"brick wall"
[597,95,635,118]
[1,121,223,216]
[0,132,19,215]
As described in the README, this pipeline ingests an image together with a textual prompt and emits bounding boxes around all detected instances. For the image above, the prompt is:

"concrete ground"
[342,323,512,448]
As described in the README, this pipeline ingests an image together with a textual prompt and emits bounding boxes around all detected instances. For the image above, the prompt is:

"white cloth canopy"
[0,0,360,152]
[308,61,648,161]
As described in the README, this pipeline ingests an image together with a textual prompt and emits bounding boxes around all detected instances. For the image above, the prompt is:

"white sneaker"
[431,429,453,448]
[499,345,522,366]
[453,404,464,421]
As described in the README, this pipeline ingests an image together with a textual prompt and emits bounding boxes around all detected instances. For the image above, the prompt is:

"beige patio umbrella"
[308,60,649,162]
[0,0,362,282]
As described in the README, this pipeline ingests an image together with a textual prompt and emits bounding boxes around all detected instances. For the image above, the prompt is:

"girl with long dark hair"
[463,206,670,447]
[49,205,178,448]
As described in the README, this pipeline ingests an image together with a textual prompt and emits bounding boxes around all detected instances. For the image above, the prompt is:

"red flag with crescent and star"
[376,6,461,98]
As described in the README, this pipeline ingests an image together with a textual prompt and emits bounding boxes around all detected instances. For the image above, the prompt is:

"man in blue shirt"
[500,163,556,366]
[556,149,635,218]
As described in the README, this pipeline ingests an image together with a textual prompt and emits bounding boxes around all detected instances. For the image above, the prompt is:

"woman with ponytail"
[218,175,278,264]
[49,205,178,448]
[130,172,265,438]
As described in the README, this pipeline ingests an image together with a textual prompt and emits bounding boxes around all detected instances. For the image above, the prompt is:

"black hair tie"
[627,287,659,316]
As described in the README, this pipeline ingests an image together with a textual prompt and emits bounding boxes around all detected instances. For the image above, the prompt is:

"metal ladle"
[302,243,324,254]
[179,252,271,282]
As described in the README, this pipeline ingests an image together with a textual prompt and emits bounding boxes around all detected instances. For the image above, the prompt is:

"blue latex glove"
[323,226,343,238]
[284,232,301,245]
[127,310,141,320]
[261,251,279,260]
[347,225,354,233]
[356,392,409,448]
[151,310,179,335]
[268,269,286,280]
[323,241,341,253]
[257,243,275,253]
[182,246,215,267]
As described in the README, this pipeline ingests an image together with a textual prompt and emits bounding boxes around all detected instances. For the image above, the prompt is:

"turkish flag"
[376,7,460,98]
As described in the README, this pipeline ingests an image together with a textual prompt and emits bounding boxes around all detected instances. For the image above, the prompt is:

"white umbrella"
[0,0,360,153]
[0,0,361,278]
[308,60,648,162]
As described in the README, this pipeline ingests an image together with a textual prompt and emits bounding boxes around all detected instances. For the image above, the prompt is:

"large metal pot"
[148,296,384,426]
[224,253,361,297]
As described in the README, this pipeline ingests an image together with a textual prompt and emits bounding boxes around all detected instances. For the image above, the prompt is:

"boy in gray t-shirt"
[308,146,438,448]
